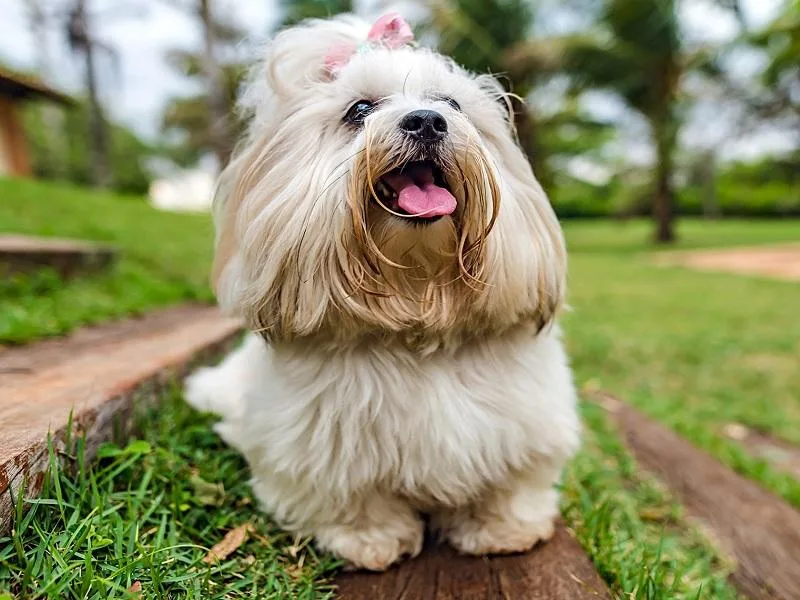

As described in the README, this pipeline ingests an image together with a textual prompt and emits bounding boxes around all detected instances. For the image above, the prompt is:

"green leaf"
[96,443,123,459]
[124,440,152,456]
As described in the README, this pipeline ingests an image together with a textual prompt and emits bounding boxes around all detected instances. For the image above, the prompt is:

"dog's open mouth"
[374,160,456,223]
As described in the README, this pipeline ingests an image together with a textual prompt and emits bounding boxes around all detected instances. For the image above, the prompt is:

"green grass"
[0,388,340,600]
[0,387,738,600]
[563,402,739,600]
[4,214,795,599]
[0,177,214,343]
[562,218,800,507]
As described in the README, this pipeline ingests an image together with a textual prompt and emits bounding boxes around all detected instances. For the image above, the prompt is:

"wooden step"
[0,304,241,532]
[594,392,800,600]
[0,233,117,279]
[336,522,611,599]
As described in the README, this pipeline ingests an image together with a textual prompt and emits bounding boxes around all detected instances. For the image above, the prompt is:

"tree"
[749,0,800,147]
[161,0,243,169]
[521,0,749,242]
[422,1,611,191]
[66,0,116,187]
[423,0,542,164]
[555,0,685,243]
[161,31,247,167]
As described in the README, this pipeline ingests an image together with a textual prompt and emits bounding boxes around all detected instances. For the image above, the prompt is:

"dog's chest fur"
[222,324,578,515]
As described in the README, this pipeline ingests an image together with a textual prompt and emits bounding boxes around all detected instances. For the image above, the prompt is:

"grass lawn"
[562,218,800,507]
[4,207,796,599]
[0,177,214,344]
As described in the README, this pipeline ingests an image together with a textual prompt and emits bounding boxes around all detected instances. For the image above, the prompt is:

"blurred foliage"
[550,153,800,219]
[748,0,800,143]
[421,0,612,190]
[22,99,154,195]
[556,0,686,241]
[160,10,248,166]
[280,0,353,27]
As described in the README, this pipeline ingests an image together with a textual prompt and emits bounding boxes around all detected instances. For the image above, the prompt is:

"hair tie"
[324,13,415,76]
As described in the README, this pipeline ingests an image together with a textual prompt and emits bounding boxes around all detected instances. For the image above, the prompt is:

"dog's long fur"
[185,15,580,570]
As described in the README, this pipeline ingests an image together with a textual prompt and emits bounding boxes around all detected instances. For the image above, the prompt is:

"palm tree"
[161,2,251,168]
[161,0,243,169]
[749,0,800,148]
[556,0,684,243]
[423,0,541,162]
[161,60,245,166]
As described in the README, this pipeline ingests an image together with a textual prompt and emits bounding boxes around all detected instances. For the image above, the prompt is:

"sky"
[0,0,791,163]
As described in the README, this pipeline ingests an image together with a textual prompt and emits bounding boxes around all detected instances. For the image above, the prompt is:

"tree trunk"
[651,116,677,244]
[84,36,111,187]
[70,0,111,187]
[199,0,233,171]
[700,151,719,220]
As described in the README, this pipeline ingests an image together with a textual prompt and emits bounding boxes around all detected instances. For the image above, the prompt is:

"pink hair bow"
[324,13,415,76]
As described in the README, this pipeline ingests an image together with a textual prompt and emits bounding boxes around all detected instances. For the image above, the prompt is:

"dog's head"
[213,14,566,349]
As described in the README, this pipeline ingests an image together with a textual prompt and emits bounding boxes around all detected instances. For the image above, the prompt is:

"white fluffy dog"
[185,13,580,571]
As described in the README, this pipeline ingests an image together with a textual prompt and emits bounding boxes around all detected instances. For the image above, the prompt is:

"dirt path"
[655,244,800,281]
[595,393,800,600]
[336,523,611,600]
[0,305,241,532]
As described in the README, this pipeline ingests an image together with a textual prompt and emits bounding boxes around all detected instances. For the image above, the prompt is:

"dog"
[185,13,580,571]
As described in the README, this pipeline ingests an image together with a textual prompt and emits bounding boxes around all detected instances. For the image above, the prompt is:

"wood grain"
[0,234,116,279]
[336,523,611,600]
[0,305,241,533]
[597,392,800,600]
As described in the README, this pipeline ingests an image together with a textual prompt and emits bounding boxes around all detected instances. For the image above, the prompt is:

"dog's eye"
[344,100,375,125]
[443,97,461,111]
[434,96,461,112]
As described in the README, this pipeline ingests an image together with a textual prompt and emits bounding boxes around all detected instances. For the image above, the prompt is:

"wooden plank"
[596,393,800,600]
[336,523,611,600]
[0,305,242,532]
[0,234,116,279]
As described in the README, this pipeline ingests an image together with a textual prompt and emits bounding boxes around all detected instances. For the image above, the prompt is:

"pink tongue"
[384,167,456,218]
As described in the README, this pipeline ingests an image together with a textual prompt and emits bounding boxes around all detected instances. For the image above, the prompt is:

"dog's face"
[213,16,566,348]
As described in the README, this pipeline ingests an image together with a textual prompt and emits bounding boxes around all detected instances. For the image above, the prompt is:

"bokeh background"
[1,0,797,236]
[2,2,800,599]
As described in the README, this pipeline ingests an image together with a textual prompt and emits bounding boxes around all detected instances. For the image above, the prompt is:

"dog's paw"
[183,367,218,412]
[316,518,424,571]
[446,512,555,555]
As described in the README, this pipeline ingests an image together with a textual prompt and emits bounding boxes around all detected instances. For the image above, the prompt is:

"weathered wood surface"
[0,305,241,532]
[0,234,116,278]
[336,523,611,600]
[597,393,800,600]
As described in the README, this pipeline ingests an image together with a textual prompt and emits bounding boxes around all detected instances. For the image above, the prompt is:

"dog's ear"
[210,15,369,301]
[254,15,369,100]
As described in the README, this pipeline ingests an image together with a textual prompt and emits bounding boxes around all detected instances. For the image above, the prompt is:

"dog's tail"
[184,333,263,422]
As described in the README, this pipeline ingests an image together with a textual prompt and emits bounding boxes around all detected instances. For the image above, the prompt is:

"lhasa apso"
[185,13,580,571]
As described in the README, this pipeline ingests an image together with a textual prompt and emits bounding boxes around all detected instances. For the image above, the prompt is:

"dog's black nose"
[399,109,448,142]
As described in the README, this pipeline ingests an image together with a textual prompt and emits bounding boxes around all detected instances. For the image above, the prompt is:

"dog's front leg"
[433,460,562,556]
